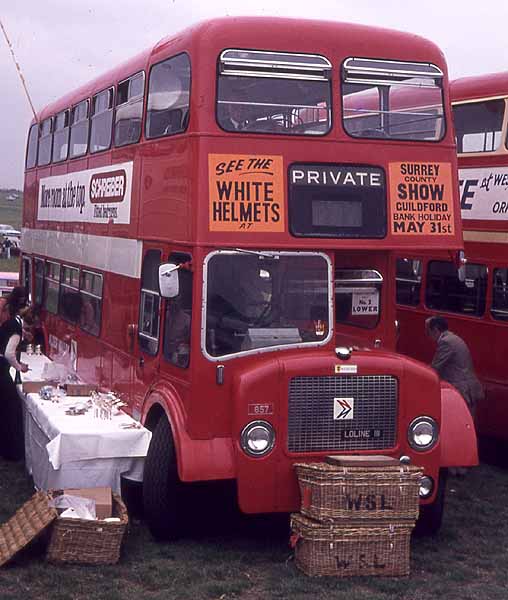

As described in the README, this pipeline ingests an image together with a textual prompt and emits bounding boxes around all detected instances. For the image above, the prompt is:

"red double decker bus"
[21,17,477,538]
[396,72,508,451]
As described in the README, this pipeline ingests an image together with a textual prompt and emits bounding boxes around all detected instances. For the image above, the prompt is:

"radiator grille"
[288,375,398,452]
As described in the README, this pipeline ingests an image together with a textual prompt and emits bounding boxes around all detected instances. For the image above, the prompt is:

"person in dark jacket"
[425,315,484,419]
[0,286,29,460]
[425,315,484,478]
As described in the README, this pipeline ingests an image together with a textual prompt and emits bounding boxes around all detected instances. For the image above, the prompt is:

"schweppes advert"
[389,162,455,235]
[208,154,285,232]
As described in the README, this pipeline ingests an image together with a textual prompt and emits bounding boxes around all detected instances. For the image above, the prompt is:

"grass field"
[1,460,508,600]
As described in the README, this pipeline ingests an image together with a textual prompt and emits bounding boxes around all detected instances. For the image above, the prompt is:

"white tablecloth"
[19,352,53,381]
[19,353,152,494]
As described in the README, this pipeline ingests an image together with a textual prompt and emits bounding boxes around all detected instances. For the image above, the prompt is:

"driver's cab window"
[163,252,192,368]
[335,269,382,329]
[205,251,330,358]
[138,249,161,355]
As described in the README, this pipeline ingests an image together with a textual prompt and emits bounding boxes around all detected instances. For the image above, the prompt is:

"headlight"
[240,420,275,457]
[419,475,434,499]
[408,416,438,451]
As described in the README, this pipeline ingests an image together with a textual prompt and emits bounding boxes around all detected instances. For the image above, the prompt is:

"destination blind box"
[288,163,386,238]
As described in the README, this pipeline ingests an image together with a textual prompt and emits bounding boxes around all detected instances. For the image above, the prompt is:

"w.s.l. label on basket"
[294,460,422,523]
[290,514,413,577]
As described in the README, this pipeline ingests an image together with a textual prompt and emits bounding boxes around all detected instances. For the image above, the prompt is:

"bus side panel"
[440,385,478,467]
[477,382,508,441]
[397,305,434,365]
[139,138,193,243]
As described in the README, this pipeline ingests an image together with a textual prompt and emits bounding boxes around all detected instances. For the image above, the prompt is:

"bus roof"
[35,16,448,123]
[451,71,508,103]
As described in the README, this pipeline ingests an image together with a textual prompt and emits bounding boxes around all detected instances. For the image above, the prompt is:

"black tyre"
[143,415,185,540]
[414,469,447,536]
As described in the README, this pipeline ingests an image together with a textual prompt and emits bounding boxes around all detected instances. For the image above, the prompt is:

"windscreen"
[205,252,330,358]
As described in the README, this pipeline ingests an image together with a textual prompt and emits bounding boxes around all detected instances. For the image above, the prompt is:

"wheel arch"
[440,383,479,467]
[142,382,236,482]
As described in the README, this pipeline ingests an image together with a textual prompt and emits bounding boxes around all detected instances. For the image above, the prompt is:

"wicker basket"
[0,491,57,567]
[291,513,412,577]
[294,462,422,523]
[46,493,128,565]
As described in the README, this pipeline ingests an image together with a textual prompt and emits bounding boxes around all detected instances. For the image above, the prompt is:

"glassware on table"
[91,390,122,420]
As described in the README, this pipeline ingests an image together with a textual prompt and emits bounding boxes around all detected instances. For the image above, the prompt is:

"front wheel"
[414,469,448,536]
[143,416,185,541]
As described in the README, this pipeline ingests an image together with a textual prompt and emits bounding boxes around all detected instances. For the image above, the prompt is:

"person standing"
[425,315,484,419]
[0,286,29,460]
[3,238,12,260]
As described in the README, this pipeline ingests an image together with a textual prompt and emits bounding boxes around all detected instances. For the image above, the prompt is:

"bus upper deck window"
[52,109,70,163]
[115,72,145,147]
[37,117,53,166]
[342,58,445,142]
[70,100,89,159]
[453,99,505,153]
[146,53,190,139]
[25,123,39,169]
[217,49,332,136]
[90,88,114,153]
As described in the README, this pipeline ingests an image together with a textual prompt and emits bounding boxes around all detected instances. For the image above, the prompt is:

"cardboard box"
[64,383,98,396]
[22,380,58,394]
[64,487,112,520]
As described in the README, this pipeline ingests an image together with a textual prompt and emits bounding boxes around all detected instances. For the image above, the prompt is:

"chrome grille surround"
[288,375,398,452]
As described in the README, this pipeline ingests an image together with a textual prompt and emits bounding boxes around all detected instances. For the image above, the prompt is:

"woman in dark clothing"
[0,286,29,460]
[19,305,46,354]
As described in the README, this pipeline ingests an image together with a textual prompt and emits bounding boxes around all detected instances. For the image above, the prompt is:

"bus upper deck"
[23,17,461,253]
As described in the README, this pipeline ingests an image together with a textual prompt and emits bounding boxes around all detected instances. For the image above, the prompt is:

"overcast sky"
[1,1,507,189]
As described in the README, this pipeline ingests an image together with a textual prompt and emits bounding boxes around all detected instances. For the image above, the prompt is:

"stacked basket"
[292,456,422,577]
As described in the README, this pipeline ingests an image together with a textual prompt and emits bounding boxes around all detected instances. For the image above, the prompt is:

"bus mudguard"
[439,383,478,467]
[142,384,235,483]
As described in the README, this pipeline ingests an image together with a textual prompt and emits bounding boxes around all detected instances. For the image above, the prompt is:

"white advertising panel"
[460,167,508,221]
[37,162,133,224]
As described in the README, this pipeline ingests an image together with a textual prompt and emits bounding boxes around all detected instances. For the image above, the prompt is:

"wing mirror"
[159,263,180,298]
[456,250,467,283]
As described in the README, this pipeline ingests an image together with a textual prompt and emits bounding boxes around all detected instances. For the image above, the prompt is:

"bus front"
[144,19,478,539]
